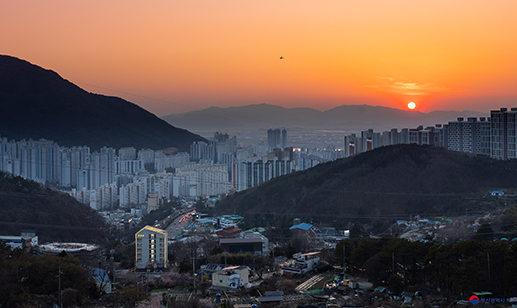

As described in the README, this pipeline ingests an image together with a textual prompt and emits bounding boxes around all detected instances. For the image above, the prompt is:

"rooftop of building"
[219,237,263,243]
[216,226,242,238]
[290,222,313,231]
[138,225,167,235]
[39,242,99,253]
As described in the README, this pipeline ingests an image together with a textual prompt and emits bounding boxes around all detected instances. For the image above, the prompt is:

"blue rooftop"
[88,267,111,283]
[290,223,313,231]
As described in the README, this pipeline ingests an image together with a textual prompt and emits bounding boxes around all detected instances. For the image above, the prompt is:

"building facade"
[491,108,517,160]
[135,226,168,269]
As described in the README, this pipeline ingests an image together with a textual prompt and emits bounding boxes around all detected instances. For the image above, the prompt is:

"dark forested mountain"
[0,55,206,152]
[0,171,106,242]
[217,144,517,227]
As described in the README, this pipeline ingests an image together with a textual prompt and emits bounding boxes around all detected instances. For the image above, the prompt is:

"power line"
[0,62,294,130]
[0,221,103,231]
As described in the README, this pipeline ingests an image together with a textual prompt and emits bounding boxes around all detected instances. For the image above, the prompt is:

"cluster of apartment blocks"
[344,108,517,160]
[0,130,340,210]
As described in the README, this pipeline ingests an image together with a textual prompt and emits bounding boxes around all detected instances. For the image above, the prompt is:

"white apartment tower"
[234,158,292,191]
[118,147,137,160]
[135,226,168,269]
[172,161,230,197]
[344,134,361,158]
[89,147,116,190]
[190,141,216,162]
[154,152,189,173]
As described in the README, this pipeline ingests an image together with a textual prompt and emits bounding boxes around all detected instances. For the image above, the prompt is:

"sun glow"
[408,102,416,110]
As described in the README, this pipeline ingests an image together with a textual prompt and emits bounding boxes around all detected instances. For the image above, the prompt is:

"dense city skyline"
[2,1,517,116]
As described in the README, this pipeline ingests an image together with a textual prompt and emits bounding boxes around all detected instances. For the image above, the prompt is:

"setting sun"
[1,1,517,115]
[408,102,416,110]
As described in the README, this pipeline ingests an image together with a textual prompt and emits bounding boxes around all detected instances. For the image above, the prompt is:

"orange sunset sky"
[2,0,517,116]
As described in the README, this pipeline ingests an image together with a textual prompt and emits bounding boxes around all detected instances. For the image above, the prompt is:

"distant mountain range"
[162,104,489,133]
[0,55,206,152]
[216,144,516,228]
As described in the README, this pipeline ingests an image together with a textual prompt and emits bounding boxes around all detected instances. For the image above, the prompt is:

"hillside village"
[5,191,515,308]
[3,143,517,307]
[106,195,517,307]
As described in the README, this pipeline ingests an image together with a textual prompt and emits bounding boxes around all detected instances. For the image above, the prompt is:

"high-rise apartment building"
[138,149,155,165]
[447,117,491,156]
[154,152,190,173]
[267,128,287,149]
[118,147,137,160]
[234,158,293,191]
[344,134,361,158]
[490,108,517,160]
[89,147,116,190]
[476,118,491,156]
[69,146,91,187]
[433,124,448,148]
[135,226,168,269]
[172,162,230,197]
[282,129,287,148]
[190,141,216,162]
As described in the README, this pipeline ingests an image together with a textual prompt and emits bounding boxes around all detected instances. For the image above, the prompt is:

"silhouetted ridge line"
[0,54,206,152]
[217,144,517,226]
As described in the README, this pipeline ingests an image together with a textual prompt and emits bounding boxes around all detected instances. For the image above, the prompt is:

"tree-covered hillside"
[336,237,517,297]
[0,171,106,243]
[217,144,517,227]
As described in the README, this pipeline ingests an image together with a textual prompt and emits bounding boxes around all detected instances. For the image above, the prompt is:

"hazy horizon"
[163,102,494,116]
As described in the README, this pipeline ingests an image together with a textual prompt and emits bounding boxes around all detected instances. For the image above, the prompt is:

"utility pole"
[193,255,196,289]
[392,253,395,276]
[58,266,62,308]
[487,252,491,287]
[343,243,346,277]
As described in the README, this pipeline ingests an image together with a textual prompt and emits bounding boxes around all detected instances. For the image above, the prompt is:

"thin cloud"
[366,77,451,95]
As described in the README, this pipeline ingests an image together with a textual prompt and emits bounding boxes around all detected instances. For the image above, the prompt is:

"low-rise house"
[218,231,269,255]
[220,237,265,255]
[280,251,320,276]
[490,190,504,196]
[212,265,250,290]
[0,231,38,249]
[289,222,314,234]
[258,291,284,308]
[216,226,242,238]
